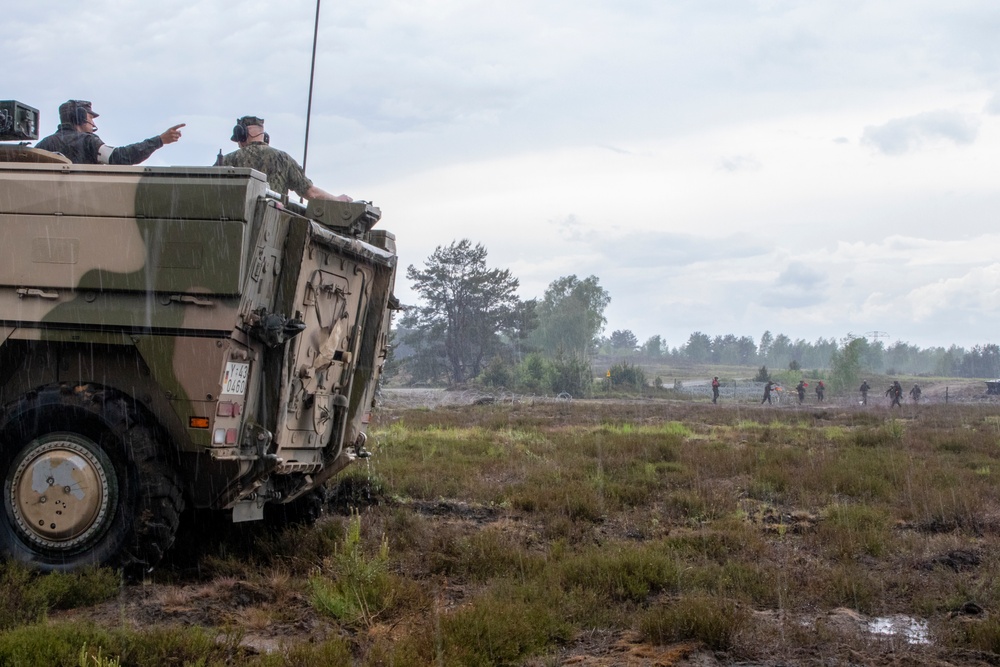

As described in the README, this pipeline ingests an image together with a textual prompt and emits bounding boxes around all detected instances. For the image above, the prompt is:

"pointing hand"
[160,123,186,145]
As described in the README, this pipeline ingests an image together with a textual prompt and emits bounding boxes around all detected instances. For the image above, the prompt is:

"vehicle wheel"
[0,384,184,573]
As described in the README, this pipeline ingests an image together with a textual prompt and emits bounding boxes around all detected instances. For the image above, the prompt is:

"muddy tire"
[0,384,184,573]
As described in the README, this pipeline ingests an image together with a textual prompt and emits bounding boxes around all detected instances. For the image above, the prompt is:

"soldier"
[909,384,922,403]
[796,380,807,404]
[219,116,350,201]
[859,380,870,405]
[815,380,825,402]
[711,376,720,404]
[886,381,903,408]
[761,380,777,405]
[35,100,184,165]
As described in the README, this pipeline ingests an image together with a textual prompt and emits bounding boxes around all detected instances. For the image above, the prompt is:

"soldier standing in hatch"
[35,100,184,165]
[859,380,870,405]
[219,116,350,202]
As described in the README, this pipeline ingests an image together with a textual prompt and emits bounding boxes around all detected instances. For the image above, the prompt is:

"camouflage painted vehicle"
[0,101,398,572]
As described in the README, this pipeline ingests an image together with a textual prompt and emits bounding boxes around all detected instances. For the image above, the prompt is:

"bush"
[518,353,549,393]
[479,355,514,388]
[548,353,592,397]
[609,362,646,390]
[0,563,121,632]
[309,511,393,627]
[639,595,749,650]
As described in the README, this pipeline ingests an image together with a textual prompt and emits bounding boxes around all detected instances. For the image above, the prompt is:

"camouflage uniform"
[35,126,164,165]
[220,143,313,197]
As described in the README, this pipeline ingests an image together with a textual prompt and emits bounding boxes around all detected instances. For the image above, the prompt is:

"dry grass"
[5,398,1000,665]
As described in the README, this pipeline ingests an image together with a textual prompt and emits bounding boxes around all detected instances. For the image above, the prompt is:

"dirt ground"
[50,493,995,666]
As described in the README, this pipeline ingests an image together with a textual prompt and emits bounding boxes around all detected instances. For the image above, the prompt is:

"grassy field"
[4,397,1000,665]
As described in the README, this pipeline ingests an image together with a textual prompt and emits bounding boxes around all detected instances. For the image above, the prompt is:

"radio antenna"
[302,0,321,175]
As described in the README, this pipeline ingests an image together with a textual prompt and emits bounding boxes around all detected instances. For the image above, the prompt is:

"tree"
[829,336,866,393]
[641,335,664,358]
[758,331,773,360]
[609,329,639,354]
[533,275,610,358]
[682,332,712,363]
[861,338,885,374]
[403,239,520,385]
[736,336,758,365]
[507,298,539,363]
[769,333,792,367]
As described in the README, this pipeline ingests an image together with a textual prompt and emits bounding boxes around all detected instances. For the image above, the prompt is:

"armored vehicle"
[0,101,398,572]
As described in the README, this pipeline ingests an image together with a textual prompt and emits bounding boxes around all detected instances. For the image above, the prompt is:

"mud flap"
[232,499,264,523]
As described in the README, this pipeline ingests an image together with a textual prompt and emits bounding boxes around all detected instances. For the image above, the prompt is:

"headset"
[231,116,266,143]
[231,119,248,143]
[60,100,92,127]
[71,102,89,126]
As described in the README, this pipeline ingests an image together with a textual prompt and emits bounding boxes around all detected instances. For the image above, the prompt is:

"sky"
[7,0,1000,351]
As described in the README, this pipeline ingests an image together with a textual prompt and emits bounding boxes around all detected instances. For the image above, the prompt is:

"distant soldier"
[796,380,807,404]
[886,381,903,408]
[36,99,184,165]
[711,376,720,404]
[815,380,825,402]
[859,380,870,405]
[761,380,777,405]
[219,115,350,201]
[909,384,922,403]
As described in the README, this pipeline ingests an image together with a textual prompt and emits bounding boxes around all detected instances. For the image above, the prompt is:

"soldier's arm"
[303,184,351,202]
[105,124,185,166]
[103,137,161,165]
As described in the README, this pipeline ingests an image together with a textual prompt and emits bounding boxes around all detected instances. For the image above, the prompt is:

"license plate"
[221,362,249,395]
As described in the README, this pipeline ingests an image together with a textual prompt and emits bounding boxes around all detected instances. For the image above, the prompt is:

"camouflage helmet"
[59,100,99,125]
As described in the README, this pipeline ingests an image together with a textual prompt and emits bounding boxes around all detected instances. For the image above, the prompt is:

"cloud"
[985,94,1000,115]
[759,261,827,308]
[555,214,589,243]
[901,264,1000,321]
[717,154,761,172]
[591,230,770,270]
[861,110,980,155]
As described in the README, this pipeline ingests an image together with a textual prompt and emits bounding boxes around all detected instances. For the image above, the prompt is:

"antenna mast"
[302,0,322,174]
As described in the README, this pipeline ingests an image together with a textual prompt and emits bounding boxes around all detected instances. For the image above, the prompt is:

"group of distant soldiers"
[859,380,920,407]
[709,377,923,406]
[32,99,351,202]
[757,379,826,405]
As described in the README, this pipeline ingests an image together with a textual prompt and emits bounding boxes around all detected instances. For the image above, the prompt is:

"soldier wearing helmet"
[35,100,184,165]
[218,115,350,202]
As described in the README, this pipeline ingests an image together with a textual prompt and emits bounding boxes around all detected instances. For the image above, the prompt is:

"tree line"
[393,239,1000,392]
[600,330,1000,379]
